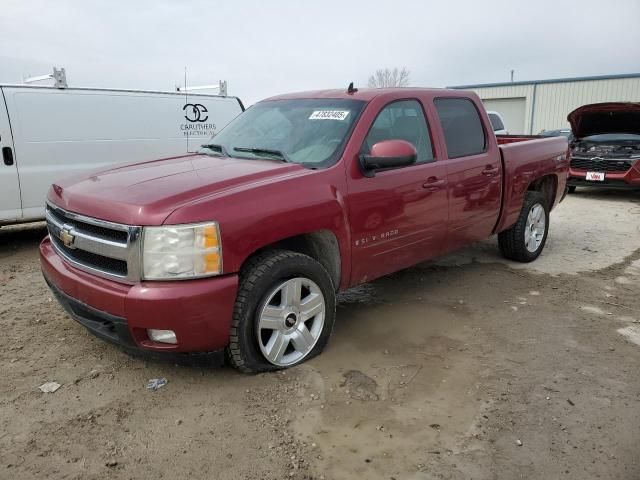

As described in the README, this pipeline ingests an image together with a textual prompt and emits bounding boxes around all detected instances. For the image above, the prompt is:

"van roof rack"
[23,67,68,89]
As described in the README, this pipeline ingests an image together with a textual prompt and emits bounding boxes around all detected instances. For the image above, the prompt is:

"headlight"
[142,222,221,280]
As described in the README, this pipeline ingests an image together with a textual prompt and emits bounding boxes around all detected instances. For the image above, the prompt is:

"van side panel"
[2,87,242,221]
[0,87,22,223]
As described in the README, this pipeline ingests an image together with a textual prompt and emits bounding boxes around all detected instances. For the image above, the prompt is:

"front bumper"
[568,162,640,189]
[40,236,239,360]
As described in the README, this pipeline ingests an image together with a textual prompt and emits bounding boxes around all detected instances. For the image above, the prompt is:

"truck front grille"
[570,157,634,173]
[47,207,128,243]
[45,203,142,283]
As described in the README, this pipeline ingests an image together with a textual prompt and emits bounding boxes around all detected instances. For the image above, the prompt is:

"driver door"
[346,99,449,285]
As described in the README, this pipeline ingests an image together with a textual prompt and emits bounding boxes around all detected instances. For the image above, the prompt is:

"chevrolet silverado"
[40,87,569,372]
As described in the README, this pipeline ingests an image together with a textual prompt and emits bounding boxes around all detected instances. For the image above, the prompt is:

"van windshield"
[200,98,365,167]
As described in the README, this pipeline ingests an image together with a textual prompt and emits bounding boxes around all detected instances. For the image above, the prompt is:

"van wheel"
[227,250,336,373]
[498,191,549,262]
[568,186,577,193]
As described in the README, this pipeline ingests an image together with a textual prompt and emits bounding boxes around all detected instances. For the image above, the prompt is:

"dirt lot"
[1,189,639,480]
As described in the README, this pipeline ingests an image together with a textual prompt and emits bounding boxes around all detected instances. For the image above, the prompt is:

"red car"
[40,87,569,372]
[567,102,640,191]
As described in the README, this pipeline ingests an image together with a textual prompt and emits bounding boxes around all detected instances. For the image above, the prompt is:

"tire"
[227,250,336,373]
[567,186,577,194]
[498,191,550,263]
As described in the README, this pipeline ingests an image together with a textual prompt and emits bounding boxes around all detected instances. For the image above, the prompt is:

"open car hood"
[568,102,640,139]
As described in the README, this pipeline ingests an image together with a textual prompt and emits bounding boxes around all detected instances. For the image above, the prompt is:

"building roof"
[448,72,640,90]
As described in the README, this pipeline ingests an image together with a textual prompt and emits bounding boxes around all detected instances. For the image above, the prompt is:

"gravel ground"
[1,188,639,480]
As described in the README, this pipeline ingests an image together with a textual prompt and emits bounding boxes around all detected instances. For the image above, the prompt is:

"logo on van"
[183,103,209,122]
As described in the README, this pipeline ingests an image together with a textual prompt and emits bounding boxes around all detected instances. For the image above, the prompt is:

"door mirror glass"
[359,139,417,176]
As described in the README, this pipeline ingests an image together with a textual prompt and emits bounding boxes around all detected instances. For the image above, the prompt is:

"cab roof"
[263,87,464,103]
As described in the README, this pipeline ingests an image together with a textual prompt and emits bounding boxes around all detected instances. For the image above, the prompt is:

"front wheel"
[498,191,549,262]
[227,250,336,373]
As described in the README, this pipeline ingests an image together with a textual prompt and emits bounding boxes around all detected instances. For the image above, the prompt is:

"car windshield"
[581,133,640,141]
[200,98,366,167]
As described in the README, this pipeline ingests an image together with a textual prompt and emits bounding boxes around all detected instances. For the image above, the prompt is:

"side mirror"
[359,139,417,177]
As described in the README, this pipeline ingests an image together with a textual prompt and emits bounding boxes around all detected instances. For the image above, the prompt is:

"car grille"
[570,157,634,173]
[45,203,142,282]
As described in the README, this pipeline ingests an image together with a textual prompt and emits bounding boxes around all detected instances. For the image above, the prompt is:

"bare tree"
[367,67,410,88]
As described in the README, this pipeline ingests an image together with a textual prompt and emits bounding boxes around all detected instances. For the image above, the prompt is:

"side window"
[434,98,487,158]
[488,113,504,131]
[363,100,434,163]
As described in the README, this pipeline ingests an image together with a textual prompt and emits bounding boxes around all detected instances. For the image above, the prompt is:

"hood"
[568,102,640,139]
[48,154,306,225]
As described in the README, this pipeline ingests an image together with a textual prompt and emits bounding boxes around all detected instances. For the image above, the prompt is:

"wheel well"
[527,175,557,209]
[243,231,341,290]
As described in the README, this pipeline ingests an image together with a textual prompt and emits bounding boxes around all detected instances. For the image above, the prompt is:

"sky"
[1,0,639,105]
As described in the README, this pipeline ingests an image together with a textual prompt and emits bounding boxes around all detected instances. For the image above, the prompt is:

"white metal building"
[449,73,640,134]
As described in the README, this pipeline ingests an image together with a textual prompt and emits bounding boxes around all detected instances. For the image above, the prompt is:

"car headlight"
[142,222,221,280]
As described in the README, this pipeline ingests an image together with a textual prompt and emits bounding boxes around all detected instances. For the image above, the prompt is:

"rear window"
[434,98,487,158]
[488,113,505,131]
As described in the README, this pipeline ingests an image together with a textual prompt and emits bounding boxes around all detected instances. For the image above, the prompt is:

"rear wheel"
[498,191,549,262]
[227,250,336,373]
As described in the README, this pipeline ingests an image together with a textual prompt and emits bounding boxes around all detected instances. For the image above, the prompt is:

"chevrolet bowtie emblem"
[58,227,75,248]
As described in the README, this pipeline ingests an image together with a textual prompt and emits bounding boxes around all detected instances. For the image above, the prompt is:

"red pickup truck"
[40,87,569,372]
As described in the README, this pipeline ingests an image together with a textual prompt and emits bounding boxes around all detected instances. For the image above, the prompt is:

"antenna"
[184,67,191,153]
[24,67,68,88]
[347,82,358,94]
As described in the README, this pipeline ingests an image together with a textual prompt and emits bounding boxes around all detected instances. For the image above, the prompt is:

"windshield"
[201,98,366,167]
[581,133,640,142]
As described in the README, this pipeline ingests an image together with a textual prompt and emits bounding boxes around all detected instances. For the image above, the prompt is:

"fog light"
[147,329,177,344]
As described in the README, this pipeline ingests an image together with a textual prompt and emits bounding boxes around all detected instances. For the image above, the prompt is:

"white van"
[0,85,244,225]
[486,110,509,135]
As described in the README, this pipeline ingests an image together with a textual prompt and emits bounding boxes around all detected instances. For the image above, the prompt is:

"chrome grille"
[45,203,142,283]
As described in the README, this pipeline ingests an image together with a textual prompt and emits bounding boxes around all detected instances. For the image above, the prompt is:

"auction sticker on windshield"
[309,110,350,120]
[586,171,605,181]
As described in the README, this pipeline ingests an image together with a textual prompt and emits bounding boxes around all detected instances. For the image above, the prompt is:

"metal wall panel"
[462,77,640,134]
[532,78,640,132]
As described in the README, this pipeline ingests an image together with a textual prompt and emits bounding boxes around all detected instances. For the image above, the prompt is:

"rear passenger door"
[433,98,502,251]
[0,88,22,222]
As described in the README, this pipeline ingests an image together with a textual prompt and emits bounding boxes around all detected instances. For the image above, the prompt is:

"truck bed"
[494,135,569,234]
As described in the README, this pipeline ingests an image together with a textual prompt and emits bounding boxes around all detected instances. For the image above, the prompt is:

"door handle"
[423,177,445,191]
[481,165,498,176]
[2,147,14,166]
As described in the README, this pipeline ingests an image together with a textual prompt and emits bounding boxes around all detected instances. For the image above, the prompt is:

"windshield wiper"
[200,143,229,157]
[233,147,290,163]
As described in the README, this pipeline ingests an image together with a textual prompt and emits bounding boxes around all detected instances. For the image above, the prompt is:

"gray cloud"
[1,0,639,105]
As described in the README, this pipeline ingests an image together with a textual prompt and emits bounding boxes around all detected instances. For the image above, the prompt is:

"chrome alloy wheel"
[524,203,546,253]
[257,277,326,367]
